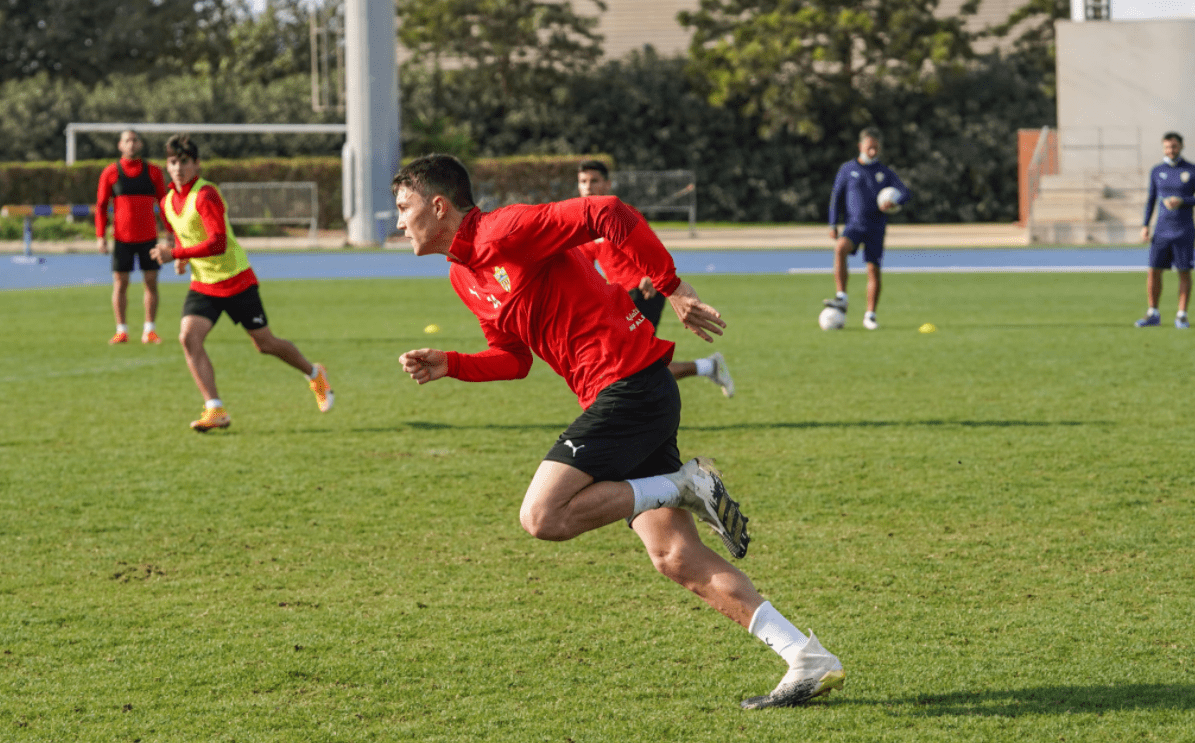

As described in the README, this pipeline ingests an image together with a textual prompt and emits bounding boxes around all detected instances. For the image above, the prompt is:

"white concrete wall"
[1055,19,1195,174]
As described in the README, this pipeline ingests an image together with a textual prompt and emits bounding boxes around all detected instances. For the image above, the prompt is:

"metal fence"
[221,182,319,245]
[613,170,697,237]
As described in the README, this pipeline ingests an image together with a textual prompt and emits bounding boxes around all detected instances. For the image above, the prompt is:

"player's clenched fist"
[399,348,448,385]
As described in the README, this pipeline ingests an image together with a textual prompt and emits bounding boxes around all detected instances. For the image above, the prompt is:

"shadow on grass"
[351,419,1107,434]
[353,421,570,433]
[682,419,1105,431]
[854,684,1195,715]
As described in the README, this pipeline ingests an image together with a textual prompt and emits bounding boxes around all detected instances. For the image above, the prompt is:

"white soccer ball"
[877,186,901,213]
[819,307,846,330]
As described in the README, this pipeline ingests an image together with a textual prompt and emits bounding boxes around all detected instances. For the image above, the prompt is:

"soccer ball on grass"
[819,307,846,330]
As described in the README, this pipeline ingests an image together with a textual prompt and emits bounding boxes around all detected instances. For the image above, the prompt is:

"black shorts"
[181,285,269,330]
[544,356,682,482]
[112,239,160,274]
[628,288,667,332]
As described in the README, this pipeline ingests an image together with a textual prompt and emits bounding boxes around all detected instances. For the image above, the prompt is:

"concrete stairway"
[1030,172,1149,244]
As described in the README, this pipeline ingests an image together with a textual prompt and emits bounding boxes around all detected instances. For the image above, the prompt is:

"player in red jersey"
[575,160,734,397]
[95,130,170,344]
[394,155,844,708]
[148,134,333,432]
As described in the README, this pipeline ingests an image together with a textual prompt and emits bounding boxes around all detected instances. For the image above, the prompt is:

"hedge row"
[0,154,613,229]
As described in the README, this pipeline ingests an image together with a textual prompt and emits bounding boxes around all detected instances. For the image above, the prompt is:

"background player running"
[826,127,911,330]
[148,134,333,431]
[1138,131,1195,328]
[575,160,734,397]
[394,154,844,709]
[95,129,170,344]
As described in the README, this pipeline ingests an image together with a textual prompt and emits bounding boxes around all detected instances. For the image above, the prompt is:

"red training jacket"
[95,158,168,244]
[445,195,681,409]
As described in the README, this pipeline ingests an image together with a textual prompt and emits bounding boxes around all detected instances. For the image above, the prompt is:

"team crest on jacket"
[1183,171,1191,183]
[493,266,511,292]
[876,172,885,183]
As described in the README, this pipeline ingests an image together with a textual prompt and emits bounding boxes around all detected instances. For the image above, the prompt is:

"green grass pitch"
[1,272,1194,742]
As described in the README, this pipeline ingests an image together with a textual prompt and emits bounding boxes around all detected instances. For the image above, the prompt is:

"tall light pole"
[343,0,401,245]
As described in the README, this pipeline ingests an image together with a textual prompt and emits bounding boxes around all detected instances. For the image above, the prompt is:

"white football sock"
[694,357,715,378]
[837,291,847,301]
[628,476,681,517]
[117,323,129,333]
[749,601,809,665]
[205,398,223,409]
[1178,311,1188,319]
[143,322,155,332]
[1148,307,1160,317]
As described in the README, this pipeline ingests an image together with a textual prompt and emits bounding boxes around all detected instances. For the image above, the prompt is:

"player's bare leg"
[1148,268,1164,309]
[1178,270,1191,313]
[669,361,697,380]
[833,237,854,295]
[112,272,130,326]
[142,270,160,326]
[520,460,633,541]
[631,506,763,627]
[246,326,314,376]
[866,263,881,313]
[179,315,220,400]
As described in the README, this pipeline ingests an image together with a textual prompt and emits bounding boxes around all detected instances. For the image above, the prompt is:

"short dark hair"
[391,154,475,210]
[165,134,199,160]
[1163,131,1184,145]
[578,160,609,179]
[859,127,883,143]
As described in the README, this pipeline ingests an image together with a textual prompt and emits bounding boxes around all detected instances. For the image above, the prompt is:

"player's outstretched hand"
[399,348,448,385]
[149,244,174,266]
[668,280,725,343]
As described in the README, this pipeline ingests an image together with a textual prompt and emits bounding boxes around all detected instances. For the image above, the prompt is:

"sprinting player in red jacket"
[575,160,734,398]
[95,129,170,344]
[394,154,844,709]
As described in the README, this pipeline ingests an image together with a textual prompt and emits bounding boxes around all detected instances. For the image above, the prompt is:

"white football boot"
[862,312,879,330]
[740,631,846,709]
[664,457,750,558]
[709,352,735,398]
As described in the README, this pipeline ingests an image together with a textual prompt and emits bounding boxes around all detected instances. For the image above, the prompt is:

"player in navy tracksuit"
[1138,131,1195,328]
[825,127,910,330]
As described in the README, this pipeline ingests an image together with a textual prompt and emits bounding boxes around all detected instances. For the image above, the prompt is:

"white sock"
[117,323,129,333]
[205,398,223,409]
[749,601,809,666]
[628,476,681,517]
[143,322,155,332]
[837,291,847,301]
[306,365,320,380]
[864,311,876,319]
[1148,307,1160,317]
[694,357,715,377]
[1179,311,1188,319]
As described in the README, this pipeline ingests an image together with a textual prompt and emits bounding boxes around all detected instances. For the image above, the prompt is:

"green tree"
[983,0,1069,98]
[0,0,231,84]
[397,0,606,156]
[679,0,978,140]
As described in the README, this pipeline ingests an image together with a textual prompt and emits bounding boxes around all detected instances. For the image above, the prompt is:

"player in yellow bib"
[149,134,333,431]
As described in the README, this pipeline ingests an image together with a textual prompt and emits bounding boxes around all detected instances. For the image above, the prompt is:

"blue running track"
[3,248,1145,291]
